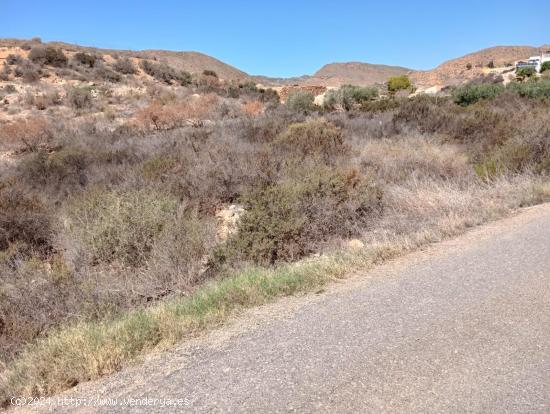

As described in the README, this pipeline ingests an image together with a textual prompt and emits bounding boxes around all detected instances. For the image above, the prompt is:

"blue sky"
[3,0,549,77]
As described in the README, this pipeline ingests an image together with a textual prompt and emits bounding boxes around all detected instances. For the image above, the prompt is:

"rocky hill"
[2,38,549,93]
[411,45,549,89]
[0,38,249,81]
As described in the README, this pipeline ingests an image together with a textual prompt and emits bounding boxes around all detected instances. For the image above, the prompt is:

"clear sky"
[3,0,549,77]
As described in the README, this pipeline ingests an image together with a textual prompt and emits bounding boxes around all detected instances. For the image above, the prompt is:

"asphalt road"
[19,205,550,413]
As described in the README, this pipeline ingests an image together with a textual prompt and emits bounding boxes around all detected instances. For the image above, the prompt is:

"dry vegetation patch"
[1,54,550,403]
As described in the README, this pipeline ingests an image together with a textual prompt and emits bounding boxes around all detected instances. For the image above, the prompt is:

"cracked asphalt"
[18,204,550,413]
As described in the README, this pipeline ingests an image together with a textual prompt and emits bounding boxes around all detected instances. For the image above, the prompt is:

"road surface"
[18,204,550,413]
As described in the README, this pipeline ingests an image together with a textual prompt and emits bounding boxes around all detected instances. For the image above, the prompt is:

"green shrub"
[113,58,136,75]
[473,158,505,182]
[148,211,216,290]
[73,52,97,68]
[2,84,16,94]
[93,65,121,83]
[360,98,400,112]
[28,46,67,67]
[14,61,41,83]
[506,79,550,99]
[141,156,177,181]
[516,66,536,79]
[217,165,382,265]
[541,61,550,73]
[273,119,348,162]
[393,95,454,133]
[452,83,504,106]
[285,90,315,113]
[387,75,412,93]
[139,60,191,86]
[66,188,178,266]
[202,70,218,78]
[6,54,23,65]
[0,64,11,81]
[323,84,378,111]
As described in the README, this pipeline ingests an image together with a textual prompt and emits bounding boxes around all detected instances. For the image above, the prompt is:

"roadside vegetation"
[1,45,550,404]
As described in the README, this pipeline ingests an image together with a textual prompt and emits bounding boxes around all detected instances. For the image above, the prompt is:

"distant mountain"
[255,62,411,87]
[306,62,411,87]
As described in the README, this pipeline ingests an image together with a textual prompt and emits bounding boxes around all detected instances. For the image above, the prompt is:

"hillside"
[3,39,549,92]
[0,38,249,81]
[410,45,548,89]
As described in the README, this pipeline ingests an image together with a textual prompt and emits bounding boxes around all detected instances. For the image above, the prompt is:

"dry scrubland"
[1,42,550,404]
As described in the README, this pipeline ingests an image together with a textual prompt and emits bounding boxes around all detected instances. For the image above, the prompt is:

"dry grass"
[242,100,264,116]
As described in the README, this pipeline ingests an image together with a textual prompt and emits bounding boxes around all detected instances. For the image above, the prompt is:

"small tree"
[466,63,472,70]
[541,61,550,73]
[387,75,412,94]
[487,60,495,69]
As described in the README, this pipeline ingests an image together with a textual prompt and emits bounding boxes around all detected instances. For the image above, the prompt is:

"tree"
[541,61,550,73]
[387,76,412,93]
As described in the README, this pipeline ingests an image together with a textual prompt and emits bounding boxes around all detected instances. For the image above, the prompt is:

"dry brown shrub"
[273,119,349,163]
[0,184,53,254]
[33,90,62,110]
[242,100,264,116]
[0,117,52,151]
[134,94,219,131]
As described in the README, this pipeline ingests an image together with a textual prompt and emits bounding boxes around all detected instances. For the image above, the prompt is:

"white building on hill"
[516,50,550,73]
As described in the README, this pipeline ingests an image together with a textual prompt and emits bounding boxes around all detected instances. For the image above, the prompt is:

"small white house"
[516,51,550,73]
